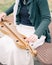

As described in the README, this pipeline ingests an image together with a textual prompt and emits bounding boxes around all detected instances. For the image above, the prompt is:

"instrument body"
[0,17,37,56]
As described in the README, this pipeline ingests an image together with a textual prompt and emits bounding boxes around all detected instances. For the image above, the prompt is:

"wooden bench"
[36,19,52,65]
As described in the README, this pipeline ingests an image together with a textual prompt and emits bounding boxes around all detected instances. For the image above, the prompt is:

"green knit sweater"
[5,0,51,42]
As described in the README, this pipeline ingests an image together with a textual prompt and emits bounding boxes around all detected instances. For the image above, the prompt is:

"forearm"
[35,0,51,38]
[35,17,51,38]
[5,3,15,15]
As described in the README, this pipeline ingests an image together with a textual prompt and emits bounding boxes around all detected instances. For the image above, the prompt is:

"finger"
[26,35,34,41]
[25,37,30,43]
[25,35,34,42]
[0,18,3,21]
[0,18,1,21]
[25,36,34,43]
[31,35,38,42]
[0,16,2,21]
[25,35,38,42]
[0,16,4,21]
[30,37,38,42]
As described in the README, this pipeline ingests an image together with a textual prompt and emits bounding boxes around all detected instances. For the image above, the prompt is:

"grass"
[48,0,52,13]
[0,0,14,12]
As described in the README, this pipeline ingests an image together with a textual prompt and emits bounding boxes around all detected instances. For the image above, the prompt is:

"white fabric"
[0,24,46,65]
[0,25,35,65]
[13,0,19,25]
[16,24,46,49]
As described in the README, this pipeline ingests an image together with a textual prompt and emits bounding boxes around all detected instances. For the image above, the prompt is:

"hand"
[25,34,38,43]
[0,12,6,21]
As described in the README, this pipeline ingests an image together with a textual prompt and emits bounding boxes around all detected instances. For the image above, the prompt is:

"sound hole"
[9,23,11,25]
[31,44,33,46]
[24,37,26,39]
[16,40,19,42]
[1,26,4,28]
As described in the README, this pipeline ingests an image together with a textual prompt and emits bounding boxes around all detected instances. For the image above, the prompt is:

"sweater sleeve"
[5,3,15,15]
[35,0,51,38]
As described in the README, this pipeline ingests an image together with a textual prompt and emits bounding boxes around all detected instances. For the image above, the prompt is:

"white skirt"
[0,24,35,65]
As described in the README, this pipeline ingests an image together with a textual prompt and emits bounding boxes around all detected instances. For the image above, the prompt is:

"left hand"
[25,34,38,43]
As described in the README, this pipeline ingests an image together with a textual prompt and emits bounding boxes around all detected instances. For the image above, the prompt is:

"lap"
[0,31,34,65]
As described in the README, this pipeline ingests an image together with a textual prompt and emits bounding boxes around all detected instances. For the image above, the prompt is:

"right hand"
[0,12,7,21]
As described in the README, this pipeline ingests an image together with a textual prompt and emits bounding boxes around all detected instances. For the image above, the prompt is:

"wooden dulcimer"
[0,16,37,56]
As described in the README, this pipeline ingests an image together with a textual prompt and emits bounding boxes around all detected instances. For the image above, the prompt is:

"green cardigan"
[5,0,51,42]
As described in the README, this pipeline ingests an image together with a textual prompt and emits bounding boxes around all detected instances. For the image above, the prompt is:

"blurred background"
[0,0,52,13]
[0,0,14,12]
[48,0,52,12]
